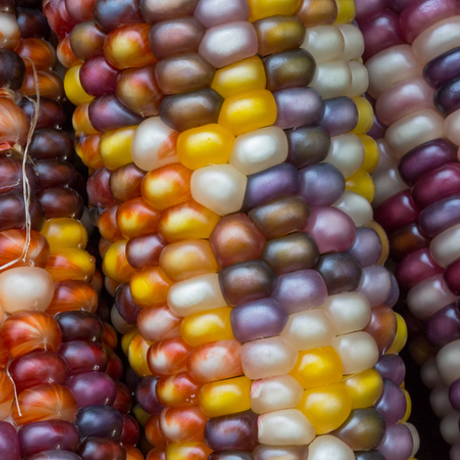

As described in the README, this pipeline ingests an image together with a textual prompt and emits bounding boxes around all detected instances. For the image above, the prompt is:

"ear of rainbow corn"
[45,0,419,459]
[355,0,460,458]
[0,2,131,459]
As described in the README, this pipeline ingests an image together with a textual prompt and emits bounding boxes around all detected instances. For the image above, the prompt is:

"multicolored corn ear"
[44,0,420,459]
[0,1,130,459]
[355,0,460,458]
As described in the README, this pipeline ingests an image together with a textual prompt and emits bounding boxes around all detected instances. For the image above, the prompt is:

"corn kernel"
[199,376,252,417]
[218,89,277,136]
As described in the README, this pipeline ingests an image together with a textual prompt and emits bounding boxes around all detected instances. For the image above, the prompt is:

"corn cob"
[0,1,130,459]
[355,0,460,458]
[46,0,419,459]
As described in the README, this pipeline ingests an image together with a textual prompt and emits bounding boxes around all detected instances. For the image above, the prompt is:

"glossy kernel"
[290,347,343,390]
[230,298,287,343]
[386,313,408,354]
[260,410,316,447]
[12,384,78,426]
[241,336,297,380]
[334,0,356,24]
[87,93,142,133]
[80,55,120,98]
[160,239,219,282]
[146,414,167,448]
[103,23,157,70]
[218,89,277,136]
[219,259,277,306]
[281,309,336,351]
[110,163,146,204]
[59,340,108,375]
[167,273,226,318]
[9,350,69,394]
[0,266,54,317]
[0,98,29,146]
[75,134,104,170]
[99,126,136,171]
[242,162,300,210]
[199,21,258,69]
[155,53,216,96]
[158,200,220,243]
[161,406,208,443]
[211,56,266,99]
[102,240,135,283]
[230,126,288,175]
[191,164,247,216]
[261,232,319,275]
[209,213,266,268]
[141,163,192,211]
[181,307,234,347]
[148,17,205,60]
[131,117,179,172]
[130,266,173,308]
[250,374,303,415]
[194,0,249,26]
[187,340,243,383]
[248,0,301,21]
[69,20,106,61]
[116,197,161,239]
[199,376,252,417]
[139,0,198,23]
[41,218,88,251]
[332,408,385,451]
[166,442,212,460]
[128,333,153,377]
[46,280,98,315]
[20,71,64,101]
[64,65,93,106]
[364,306,397,355]
[296,383,352,434]
[358,135,379,173]
[148,337,192,376]
[0,12,21,50]
[351,97,374,135]
[296,0,338,28]
[177,124,235,171]
[46,249,95,283]
[156,372,201,408]
[321,292,370,336]
[342,369,384,410]
[92,0,144,31]
[16,38,56,71]
[126,234,166,270]
[254,15,306,56]
[17,419,80,458]
[345,169,375,203]
[248,196,311,240]
[159,88,223,132]
[137,305,181,342]
[116,65,164,118]
[0,371,14,420]
[333,332,379,375]
[204,411,258,451]
[264,49,316,92]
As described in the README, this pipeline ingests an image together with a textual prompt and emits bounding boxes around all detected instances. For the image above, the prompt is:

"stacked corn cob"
[0,1,133,459]
[355,0,460,457]
[44,0,420,459]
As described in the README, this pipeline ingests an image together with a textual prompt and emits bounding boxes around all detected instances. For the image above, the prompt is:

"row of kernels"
[0,5,133,459]
[356,1,460,457]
